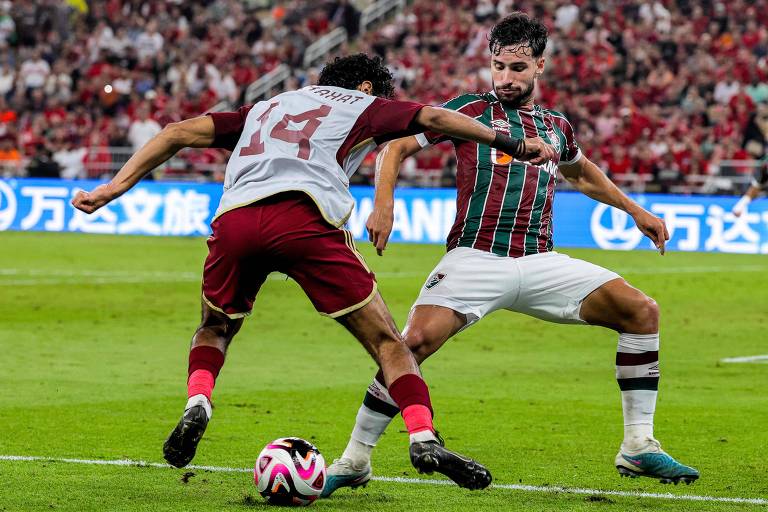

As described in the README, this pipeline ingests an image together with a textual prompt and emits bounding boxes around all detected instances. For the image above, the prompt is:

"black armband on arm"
[490,132,526,158]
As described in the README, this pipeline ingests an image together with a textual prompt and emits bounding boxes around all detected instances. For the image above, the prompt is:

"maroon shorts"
[202,192,376,319]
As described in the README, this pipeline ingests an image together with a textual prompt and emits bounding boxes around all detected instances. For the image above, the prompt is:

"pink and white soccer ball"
[254,437,326,506]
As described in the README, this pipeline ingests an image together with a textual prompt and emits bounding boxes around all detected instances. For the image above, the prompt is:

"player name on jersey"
[306,86,367,104]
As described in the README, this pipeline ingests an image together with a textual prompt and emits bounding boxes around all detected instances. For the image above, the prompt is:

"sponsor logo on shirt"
[491,119,510,131]
[492,148,513,165]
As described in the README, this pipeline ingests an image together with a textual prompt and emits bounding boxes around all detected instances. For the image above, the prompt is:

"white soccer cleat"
[320,457,372,498]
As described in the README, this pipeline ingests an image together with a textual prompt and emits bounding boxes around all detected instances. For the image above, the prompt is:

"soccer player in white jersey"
[323,16,699,496]
[71,54,555,489]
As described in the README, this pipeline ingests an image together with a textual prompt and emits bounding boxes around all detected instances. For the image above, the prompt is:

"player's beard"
[494,78,535,109]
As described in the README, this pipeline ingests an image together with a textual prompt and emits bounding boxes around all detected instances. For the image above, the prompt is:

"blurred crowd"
[1,0,768,193]
[351,0,768,191]
[0,0,359,180]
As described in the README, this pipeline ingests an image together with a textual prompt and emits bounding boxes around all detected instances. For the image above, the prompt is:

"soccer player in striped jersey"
[323,13,699,495]
[72,53,555,490]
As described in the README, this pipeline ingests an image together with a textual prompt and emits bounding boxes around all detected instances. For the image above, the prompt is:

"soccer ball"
[254,437,326,506]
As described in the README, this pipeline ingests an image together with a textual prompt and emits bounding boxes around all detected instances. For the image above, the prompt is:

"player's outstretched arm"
[561,155,670,255]
[71,116,216,213]
[367,136,424,255]
[732,184,761,217]
[414,106,555,166]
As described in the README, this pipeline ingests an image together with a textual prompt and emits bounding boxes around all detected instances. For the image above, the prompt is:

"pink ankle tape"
[402,404,434,434]
[187,369,215,399]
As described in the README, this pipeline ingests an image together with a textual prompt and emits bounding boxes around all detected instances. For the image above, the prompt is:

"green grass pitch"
[0,231,766,511]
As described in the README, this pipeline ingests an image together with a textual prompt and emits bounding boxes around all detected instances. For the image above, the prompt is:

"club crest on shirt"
[425,272,446,290]
[546,127,562,152]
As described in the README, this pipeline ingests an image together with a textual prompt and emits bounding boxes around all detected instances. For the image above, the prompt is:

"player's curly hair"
[317,54,395,98]
[488,12,548,57]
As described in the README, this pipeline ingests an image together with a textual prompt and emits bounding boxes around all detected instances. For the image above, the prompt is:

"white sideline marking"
[1,455,766,505]
[720,355,768,364]
[1,265,766,287]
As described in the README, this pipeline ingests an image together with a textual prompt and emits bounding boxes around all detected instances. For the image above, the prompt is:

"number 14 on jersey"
[240,102,332,160]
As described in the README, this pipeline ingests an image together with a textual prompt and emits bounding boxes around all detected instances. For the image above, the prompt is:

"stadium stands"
[356,0,768,192]
[1,0,766,193]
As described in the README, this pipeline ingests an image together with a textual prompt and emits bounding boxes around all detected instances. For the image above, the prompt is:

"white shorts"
[413,247,620,328]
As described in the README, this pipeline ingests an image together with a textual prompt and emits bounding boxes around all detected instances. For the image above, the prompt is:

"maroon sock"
[388,373,433,416]
[187,345,225,399]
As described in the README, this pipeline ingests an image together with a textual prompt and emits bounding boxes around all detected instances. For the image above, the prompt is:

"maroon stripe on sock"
[388,373,433,416]
[188,345,225,379]
[616,351,659,366]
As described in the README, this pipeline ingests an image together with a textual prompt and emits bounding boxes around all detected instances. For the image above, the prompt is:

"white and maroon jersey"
[208,85,424,226]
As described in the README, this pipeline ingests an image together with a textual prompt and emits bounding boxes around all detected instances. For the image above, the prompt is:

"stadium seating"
[1,0,766,193]
[355,0,768,192]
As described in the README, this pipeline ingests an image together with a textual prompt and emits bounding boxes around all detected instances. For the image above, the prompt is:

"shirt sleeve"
[418,129,447,147]
[206,105,253,151]
[362,97,425,144]
[417,94,487,147]
[553,114,582,166]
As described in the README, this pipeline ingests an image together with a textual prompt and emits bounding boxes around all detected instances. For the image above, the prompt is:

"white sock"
[185,393,212,420]
[621,392,656,450]
[340,437,374,467]
[350,405,394,447]
[341,379,399,466]
[409,430,437,444]
[616,333,659,451]
[340,404,387,467]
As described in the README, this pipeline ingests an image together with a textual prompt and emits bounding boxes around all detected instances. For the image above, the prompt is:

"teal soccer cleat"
[321,458,373,498]
[615,438,699,485]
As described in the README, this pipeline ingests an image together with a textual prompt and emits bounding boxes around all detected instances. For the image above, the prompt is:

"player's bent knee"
[624,294,659,334]
[403,328,440,363]
[198,303,243,342]
[640,295,660,329]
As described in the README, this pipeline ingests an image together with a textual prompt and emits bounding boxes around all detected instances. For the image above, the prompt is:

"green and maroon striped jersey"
[415,92,582,258]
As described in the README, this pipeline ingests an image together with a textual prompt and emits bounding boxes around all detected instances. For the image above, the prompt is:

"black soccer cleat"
[163,404,209,468]
[409,435,492,490]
